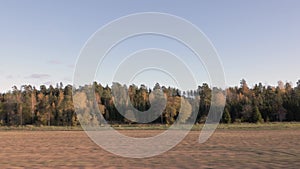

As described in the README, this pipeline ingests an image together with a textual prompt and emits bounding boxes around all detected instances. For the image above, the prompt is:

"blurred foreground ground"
[0,129,299,168]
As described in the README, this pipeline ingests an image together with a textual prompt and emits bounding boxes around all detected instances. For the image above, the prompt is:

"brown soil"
[0,129,299,168]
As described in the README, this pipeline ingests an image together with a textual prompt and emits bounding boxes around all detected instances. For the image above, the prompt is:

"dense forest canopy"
[0,79,300,126]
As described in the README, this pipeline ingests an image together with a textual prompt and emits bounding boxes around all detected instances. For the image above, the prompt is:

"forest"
[0,79,300,126]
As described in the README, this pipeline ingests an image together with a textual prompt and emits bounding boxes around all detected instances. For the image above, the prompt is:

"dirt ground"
[0,129,299,169]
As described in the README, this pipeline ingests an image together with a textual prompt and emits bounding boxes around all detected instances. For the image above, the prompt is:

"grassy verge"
[0,122,300,131]
[0,125,83,131]
[214,122,300,130]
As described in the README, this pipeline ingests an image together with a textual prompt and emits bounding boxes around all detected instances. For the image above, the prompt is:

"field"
[0,125,300,168]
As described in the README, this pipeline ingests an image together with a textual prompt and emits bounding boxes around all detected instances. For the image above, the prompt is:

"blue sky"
[0,0,300,92]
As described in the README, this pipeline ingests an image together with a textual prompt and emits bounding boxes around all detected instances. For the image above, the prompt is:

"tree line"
[0,79,300,126]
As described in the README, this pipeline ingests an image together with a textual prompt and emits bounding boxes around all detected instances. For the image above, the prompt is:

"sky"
[0,0,300,92]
